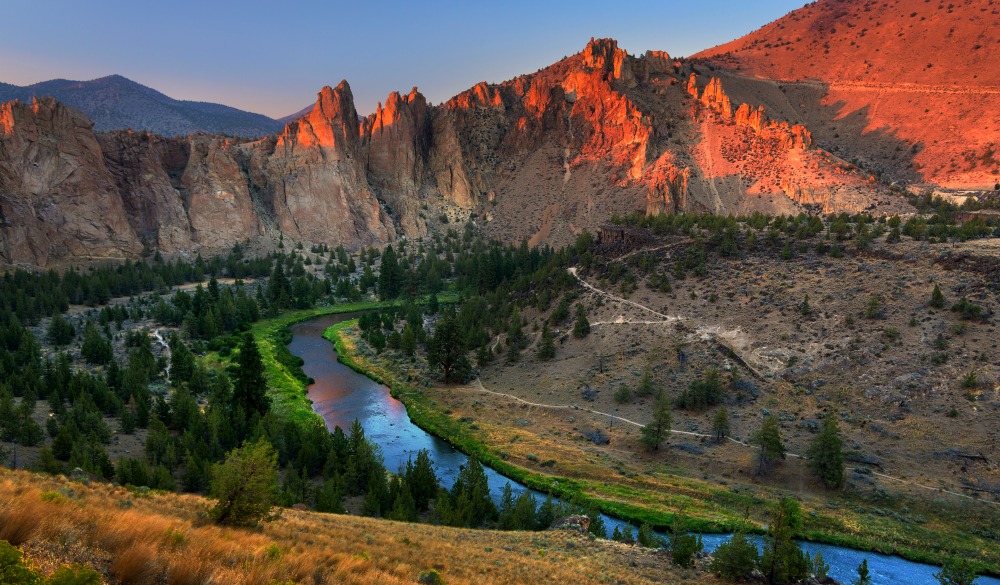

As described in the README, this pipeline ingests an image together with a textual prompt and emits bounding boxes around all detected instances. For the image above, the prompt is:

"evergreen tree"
[761,498,809,585]
[807,415,845,489]
[47,313,74,346]
[854,559,872,585]
[639,392,672,451]
[537,323,555,361]
[709,531,759,581]
[865,293,882,320]
[930,284,946,309]
[751,415,785,476]
[209,438,279,526]
[401,324,417,357]
[168,334,195,384]
[80,322,112,365]
[378,245,401,300]
[934,558,979,585]
[234,333,269,416]
[712,407,730,443]
[572,304,591,338]
[635,366,656,397]
[427,315,470,384]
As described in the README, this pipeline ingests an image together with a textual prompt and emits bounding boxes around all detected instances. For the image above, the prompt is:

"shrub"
[614,384,633,404]
[0,540,41,585]
[47,564,102,585]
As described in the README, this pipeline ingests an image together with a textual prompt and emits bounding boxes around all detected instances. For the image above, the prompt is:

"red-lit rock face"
[694,0,1000,189]
[0,34,919,266]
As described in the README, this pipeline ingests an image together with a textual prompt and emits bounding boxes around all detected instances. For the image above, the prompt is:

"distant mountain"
[276,104,313,126]
[0,75,283,137]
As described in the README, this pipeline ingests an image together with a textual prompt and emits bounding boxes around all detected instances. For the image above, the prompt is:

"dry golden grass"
[0,468,718,585]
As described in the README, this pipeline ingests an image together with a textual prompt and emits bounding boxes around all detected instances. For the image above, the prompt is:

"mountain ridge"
[0,74,283,137]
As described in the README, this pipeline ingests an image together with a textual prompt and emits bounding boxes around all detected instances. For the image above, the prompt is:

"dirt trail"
[554,268,997,505]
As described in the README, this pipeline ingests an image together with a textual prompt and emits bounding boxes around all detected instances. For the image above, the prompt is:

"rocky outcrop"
[0,37,900,267]
[700,78,811,150]
[0,98,141,266]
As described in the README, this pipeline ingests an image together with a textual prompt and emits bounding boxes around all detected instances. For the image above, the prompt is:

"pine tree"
[807,415,845,489]
[930,284,946,309]
[639,392,672,451]
[761,498,809,585]
[378,245,401,300]
[712,407,730,443]
[854,559,872,585]
[537,323,555,361]
[209,438,279,526]
[427,315,470,384]
[234,333,270,416]
[572,304,591,338]
[751,415,785,476]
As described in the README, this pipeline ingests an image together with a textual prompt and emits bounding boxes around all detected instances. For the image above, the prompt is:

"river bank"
[319,317,1000,580]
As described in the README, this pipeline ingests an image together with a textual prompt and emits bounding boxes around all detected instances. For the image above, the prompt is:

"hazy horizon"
[1,0,808,118]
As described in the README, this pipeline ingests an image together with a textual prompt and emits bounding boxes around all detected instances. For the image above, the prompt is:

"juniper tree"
[427,315,470,384]
[751,415,785,476]
[806,415,845,489]
[209,438,279,527]
[640,392,672,451]
[537,323,555,361]
[572,304,591,338]
[930,284,946,309]
[712,407,730,443]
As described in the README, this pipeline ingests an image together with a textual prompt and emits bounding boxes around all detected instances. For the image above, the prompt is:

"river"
[288,313,997,585]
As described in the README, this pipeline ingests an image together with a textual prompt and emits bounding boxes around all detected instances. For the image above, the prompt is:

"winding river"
[288,314,997,585]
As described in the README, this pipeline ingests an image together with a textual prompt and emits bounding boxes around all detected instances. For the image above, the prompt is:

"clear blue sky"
[0,0,807,118]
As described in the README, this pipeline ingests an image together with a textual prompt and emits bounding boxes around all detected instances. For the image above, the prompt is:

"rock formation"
[0,37,910,268]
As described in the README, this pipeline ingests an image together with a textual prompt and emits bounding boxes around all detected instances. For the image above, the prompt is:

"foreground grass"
[326,322,1000,576]
[0,468,707,585]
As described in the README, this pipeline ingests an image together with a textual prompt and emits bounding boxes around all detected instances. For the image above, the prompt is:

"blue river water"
[288,314,998,585]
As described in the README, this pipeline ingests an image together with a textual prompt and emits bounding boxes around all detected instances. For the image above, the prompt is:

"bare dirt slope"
[694,0,1000,189]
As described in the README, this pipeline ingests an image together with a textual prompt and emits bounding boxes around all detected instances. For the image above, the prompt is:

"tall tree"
[807,415,845,489]
[234,333,269,416]
[751,415,785,476]
[427,315,470,384]
[761,498,809,585]
[378,245,401,300]
[639,392,672,451]
[712,407,730,443]
[537,323,555,361]
[572,304,591,338]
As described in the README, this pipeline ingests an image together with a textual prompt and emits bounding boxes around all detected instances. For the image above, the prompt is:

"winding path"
[477,266,999,505]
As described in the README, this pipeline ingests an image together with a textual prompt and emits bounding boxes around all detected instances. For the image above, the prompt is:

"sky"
[0,0,808,119]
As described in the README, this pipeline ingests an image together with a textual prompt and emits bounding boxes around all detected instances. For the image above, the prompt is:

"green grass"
[325,322,1000,576]
[249,293,459,426]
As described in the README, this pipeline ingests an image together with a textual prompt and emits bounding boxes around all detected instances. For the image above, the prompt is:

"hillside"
[0,75,282,137]
[694,0,1000,189]
[0,468,706,585]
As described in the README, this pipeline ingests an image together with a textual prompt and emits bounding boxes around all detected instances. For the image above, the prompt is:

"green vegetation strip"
[325,321,1000,576]
[251,295,458,426]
